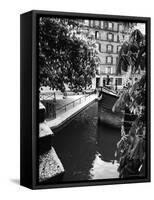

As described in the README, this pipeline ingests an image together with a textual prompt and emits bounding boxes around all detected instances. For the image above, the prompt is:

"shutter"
[106,44,108,52]
[99,43,101,52]
[111,56,113,64]
[104,22,108,29]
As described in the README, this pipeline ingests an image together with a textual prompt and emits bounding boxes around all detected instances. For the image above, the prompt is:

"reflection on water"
[89,152,119,180]
[52,101,121,182]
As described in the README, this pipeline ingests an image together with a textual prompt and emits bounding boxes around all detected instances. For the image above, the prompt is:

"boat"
[98,86,123,128]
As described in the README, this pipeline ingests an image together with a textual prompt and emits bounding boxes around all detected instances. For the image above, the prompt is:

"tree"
[39,17,98,93]
[117,29,146,75]
[113,29,147,178]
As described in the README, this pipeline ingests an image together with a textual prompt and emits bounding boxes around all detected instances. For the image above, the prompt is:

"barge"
[98,87,123,128]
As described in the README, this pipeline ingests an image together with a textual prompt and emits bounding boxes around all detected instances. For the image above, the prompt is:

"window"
[117,45,121,53]
[95,20,99,27]
[104,21,108,29]
[95,43,100,51]
[95,31,99,39]
[106,56,112,64]
[111,66,116,74]
[107,44,113,53]
[90,20,94,27]
[116,78,122,85]
[108,22,113,30]
[105,67,111,74]
[99,43,103,52]
[107,67,111,74]
[108,33,113,41]
[118,24,123,32]
[100,21,104,29]
[100,32,103,40]
[96,66,100,75]
[116,57,119,65]
[84,20,89,26]
[110,77,113,83]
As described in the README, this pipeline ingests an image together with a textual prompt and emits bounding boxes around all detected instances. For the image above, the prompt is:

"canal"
[52,101,121,182]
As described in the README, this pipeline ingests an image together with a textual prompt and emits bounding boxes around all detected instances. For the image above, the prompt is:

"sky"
[134,23,146,35]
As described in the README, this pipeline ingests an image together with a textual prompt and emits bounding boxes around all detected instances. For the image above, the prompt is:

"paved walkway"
[47,94,97,129]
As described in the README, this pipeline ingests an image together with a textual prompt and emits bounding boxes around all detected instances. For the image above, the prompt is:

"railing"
[40,90,93,100]
[40,90,96,120]
[55,93,93,117]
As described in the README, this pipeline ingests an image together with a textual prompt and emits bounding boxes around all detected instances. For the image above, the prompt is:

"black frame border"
[20,10,151,189]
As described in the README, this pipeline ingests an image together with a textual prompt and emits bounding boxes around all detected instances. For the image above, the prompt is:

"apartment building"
[82,20,131,90]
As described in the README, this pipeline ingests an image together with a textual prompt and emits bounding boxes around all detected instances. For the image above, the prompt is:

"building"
[81,20,132,90]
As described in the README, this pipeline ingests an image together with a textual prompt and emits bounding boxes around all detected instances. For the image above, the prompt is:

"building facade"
[82,20,131,90]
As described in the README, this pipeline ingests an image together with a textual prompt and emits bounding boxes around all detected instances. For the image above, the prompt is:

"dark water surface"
[52,101,121,182]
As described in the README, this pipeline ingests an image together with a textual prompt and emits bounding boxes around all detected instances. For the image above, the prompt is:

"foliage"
[114,29,147,178]
[117,29,146,74]
[39,17,98,92]
[114,75,146,178]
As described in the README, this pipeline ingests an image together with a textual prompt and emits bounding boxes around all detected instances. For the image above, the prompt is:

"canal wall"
[39,103,65,183]
[39,147,65,183]
[47,94,97,131]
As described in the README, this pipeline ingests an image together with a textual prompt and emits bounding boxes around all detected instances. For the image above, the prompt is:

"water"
[52,101,121,182]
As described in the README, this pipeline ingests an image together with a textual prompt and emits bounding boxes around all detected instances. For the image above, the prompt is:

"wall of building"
[82,20,130,90]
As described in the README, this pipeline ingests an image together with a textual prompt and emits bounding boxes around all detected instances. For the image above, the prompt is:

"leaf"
[112,90,130,112]
[117,29,145,75]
